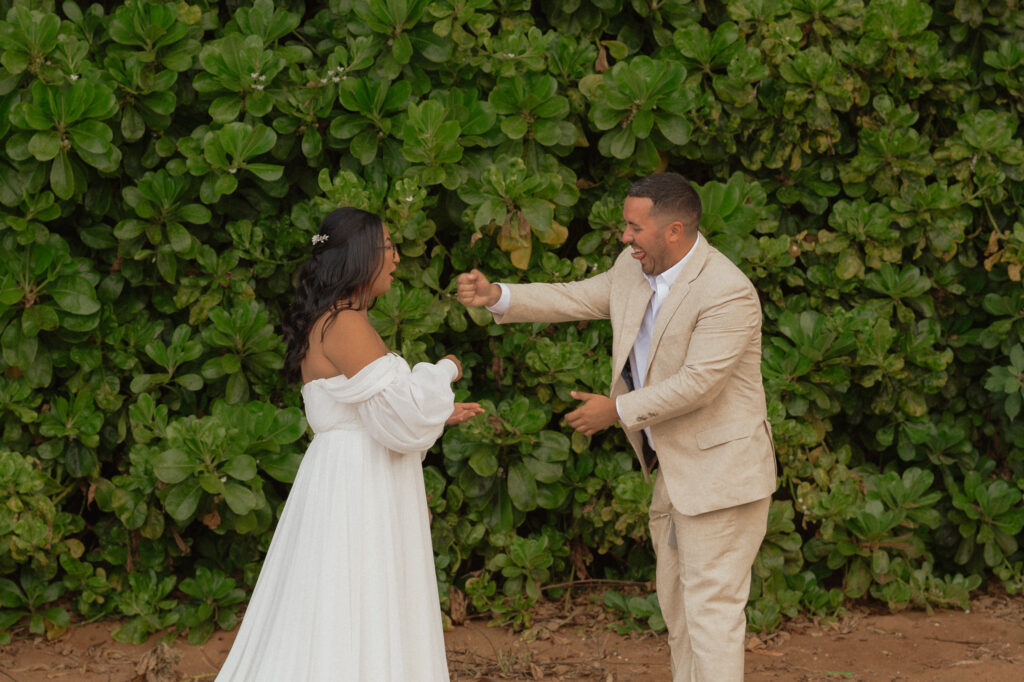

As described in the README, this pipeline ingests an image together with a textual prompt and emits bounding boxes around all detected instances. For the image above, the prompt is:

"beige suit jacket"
[495,237,777,516]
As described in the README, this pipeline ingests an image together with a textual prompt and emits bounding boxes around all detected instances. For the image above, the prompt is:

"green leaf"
[605,127,635,159]
[121,106,146,141]
[500,116,529,140]
[21,304,59,337]
[28,131,61,161]
[65,444,98,477]
[350,128,379,165]
[302,127,323,159]
[656,114,691,145]
[532,430,570,462]
[49,276,100,315]
[178,204,212,224]
[524,456,562,484]
[1009,344,1024,372]
[865,264,932,299]
[226,372,249,403]
[153,449,195,484]
[259,451,302,483]
[50,151,75,199]
[246,163,283,181]
[222,455,257,482]
[213,173,238,198]
[864,0,932,40]
[392,33,413,63]
[836,250,864,280]
[68,120,112,155]
[209,96,242,123]
[163,480,203,521]
[468,448,499,477]
[176,373,204,391]
[222,481,260,515]
[507,462,538,511]
[165,221,192,252]
[519,198,553,237]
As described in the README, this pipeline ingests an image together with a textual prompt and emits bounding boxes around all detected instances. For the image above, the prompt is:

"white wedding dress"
[216,354,455,681]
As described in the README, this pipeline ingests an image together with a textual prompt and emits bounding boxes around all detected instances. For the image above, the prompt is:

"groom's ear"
[665,220,685,242]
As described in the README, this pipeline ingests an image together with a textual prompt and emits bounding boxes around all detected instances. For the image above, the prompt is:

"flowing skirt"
[216,428,449,681]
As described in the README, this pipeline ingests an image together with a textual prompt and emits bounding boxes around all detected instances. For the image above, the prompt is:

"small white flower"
[250,72,260,79]
[259,74,266,82]
[69,74,80,81]
[505,52,516,58]
[253,84,265,91]
[405,195,414,202]
[228,168,238,174]
[311,234,329,245]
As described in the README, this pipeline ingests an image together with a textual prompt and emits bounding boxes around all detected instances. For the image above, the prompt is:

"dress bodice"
[299,354,458,455]
[301,377,365,433]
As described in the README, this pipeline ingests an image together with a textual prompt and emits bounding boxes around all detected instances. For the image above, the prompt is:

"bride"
[216,207,482,681]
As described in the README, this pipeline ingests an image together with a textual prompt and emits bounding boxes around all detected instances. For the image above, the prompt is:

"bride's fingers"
[445,402,484,426]
[455,405,483,422]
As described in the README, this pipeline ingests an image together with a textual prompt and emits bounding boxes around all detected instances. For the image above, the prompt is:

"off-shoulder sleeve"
[355,359,456,455]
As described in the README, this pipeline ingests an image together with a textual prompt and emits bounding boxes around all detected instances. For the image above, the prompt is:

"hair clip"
[311,234,329,245]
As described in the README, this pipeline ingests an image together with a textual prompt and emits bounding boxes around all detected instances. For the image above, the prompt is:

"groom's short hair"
[628,173,702,235]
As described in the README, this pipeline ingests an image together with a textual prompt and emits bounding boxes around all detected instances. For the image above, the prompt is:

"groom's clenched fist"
[456,269,502,307]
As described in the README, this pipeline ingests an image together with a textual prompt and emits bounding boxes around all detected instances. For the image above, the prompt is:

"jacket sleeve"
[495,259,620,325]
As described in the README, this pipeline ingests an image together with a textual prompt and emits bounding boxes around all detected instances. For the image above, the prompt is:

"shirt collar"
[643,233,701,293]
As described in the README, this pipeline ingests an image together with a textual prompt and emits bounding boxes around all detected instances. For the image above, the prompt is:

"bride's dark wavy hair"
[282,207,386,382]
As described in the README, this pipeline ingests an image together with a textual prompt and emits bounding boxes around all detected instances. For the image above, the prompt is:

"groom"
[456,172,776,681]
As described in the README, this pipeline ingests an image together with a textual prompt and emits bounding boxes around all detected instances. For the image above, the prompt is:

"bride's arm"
[356,358,459,454]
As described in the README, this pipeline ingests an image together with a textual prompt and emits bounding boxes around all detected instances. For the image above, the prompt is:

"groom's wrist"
[485,283,511,315]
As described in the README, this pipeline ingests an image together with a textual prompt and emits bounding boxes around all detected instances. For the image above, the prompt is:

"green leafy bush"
[0,0,1022,643]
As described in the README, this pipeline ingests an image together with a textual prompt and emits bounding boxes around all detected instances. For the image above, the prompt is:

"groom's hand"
[456,269,501,307]
[566,391,618,436]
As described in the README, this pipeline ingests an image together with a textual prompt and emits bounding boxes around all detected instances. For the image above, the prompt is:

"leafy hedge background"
[2,0,1024,645]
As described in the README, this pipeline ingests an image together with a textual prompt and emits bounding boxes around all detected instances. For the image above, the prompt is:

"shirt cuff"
[615,395,625,422]
[485,283,511,316]
[437,358,460,382]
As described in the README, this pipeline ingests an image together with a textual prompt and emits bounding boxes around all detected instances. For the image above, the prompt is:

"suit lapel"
[646,237,710,365]
[612,272,653,384]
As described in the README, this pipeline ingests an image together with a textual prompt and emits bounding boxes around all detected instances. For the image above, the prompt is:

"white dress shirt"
[486,234,701,448]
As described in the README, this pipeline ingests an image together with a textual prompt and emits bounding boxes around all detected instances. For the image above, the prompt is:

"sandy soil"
[1,590,1021,681]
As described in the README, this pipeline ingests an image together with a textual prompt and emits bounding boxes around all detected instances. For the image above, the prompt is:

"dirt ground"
[1,589,1022,681]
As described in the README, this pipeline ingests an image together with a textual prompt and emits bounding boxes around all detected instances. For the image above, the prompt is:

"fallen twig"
[540,579,654,592]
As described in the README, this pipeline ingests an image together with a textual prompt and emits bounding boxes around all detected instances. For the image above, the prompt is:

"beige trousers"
[649,472,770,682]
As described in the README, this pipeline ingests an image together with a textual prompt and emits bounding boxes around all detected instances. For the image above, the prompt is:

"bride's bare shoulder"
[313,309,387,378]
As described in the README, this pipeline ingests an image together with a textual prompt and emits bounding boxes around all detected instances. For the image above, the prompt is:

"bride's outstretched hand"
[446,402,484,426]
